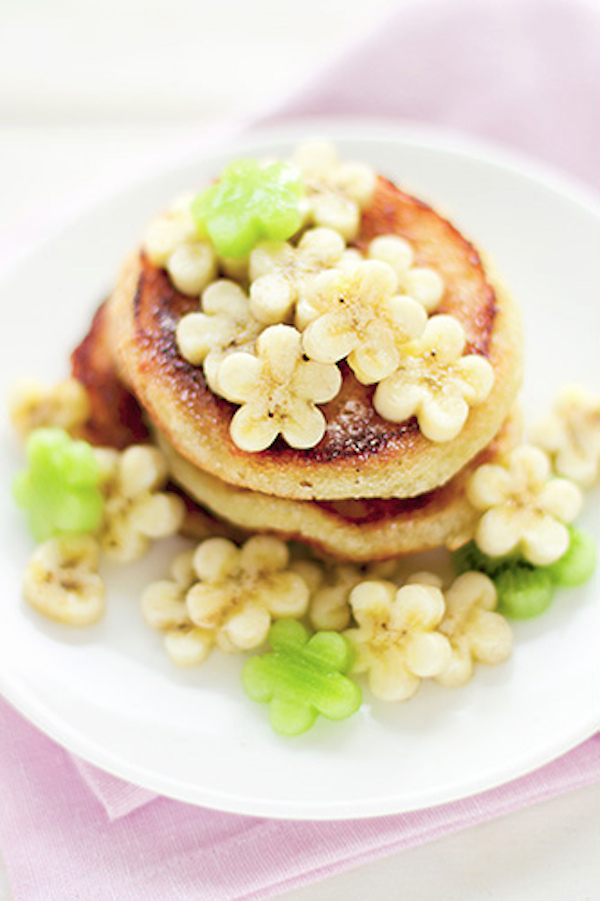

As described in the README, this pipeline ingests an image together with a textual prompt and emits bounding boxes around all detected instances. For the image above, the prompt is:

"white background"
[0,1,599,898]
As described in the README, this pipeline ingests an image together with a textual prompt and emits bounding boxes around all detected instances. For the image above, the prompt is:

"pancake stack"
[77,144,524,562]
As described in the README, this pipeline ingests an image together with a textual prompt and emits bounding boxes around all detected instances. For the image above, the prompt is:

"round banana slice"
[23,534,105,626]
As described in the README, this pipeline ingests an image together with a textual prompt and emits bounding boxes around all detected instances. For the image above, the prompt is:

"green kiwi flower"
[13,428,103,542]
[452,541,554,619]
[494,566,555,619]
[191,160,304,258]
[453,526,597,620]
[242,619,362,736]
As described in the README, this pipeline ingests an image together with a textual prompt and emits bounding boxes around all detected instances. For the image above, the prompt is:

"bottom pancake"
[159,410,520,562]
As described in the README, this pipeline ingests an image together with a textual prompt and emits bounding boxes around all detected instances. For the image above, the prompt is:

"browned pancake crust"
[162,410,521,561]
[71,301,149,449]
[107,176,523,500]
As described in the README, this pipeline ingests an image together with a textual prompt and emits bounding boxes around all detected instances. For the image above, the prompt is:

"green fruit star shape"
[13,428,103,542]
[242,619,362,736]
[192,159,304,258]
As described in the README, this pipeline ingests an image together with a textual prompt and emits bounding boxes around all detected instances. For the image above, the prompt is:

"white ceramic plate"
[0,122,598,820]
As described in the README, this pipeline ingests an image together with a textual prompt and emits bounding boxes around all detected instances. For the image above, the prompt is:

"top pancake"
[106,176,523,501]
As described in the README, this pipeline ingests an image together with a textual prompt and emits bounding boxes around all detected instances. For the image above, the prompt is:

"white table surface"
[1,1,599,895]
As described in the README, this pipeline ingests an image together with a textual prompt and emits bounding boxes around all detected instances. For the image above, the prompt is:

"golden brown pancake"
[106,176,523,501]
[158,409,520,561]
[70,290,519,562]
[71,301,149,450]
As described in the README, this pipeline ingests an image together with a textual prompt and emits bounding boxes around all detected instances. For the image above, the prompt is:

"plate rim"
[1,118,599,820]
[1,671,598,820]
[1,116,600,281]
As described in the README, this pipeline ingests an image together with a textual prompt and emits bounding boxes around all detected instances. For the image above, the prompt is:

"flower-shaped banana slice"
[143,194,198,263]
[531,384,600,488]
[403,570,445,589]
[301,260,427,385]
[290,558,363,632]
[8,378,91,440]
[217,324,342,451]
[219,254,250,284]
[249,227,348,325]
[453,527,596,621]
[293,141,376,241]
[141,549,214,667]
[453,527,598,585]
[13,428,103,542]
[175,280,263,393]
[368,235,445,312]
[166,242,219,297]
[292,557,401,632]
[186,536,309,653]
[435,572,513,687]
[452,540,558,619]
[95,445,186,563]
[23,534,105,626]
[143,196,217,296]
[242,619,362,736]
[191,159,304,258]
[467,444,582,566]
[373,315,495,441]
[343,580,451,701]
[307,563,360,632]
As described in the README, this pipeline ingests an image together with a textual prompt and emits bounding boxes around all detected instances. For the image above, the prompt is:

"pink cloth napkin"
[2,0,599,897]
[261,0,600,191]
[1,700,599,901]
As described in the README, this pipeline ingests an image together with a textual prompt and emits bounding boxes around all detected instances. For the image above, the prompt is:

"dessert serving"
[8,140,598,737]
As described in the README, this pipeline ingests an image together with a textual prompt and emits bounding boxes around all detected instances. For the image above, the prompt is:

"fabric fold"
[1,699,599,901]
